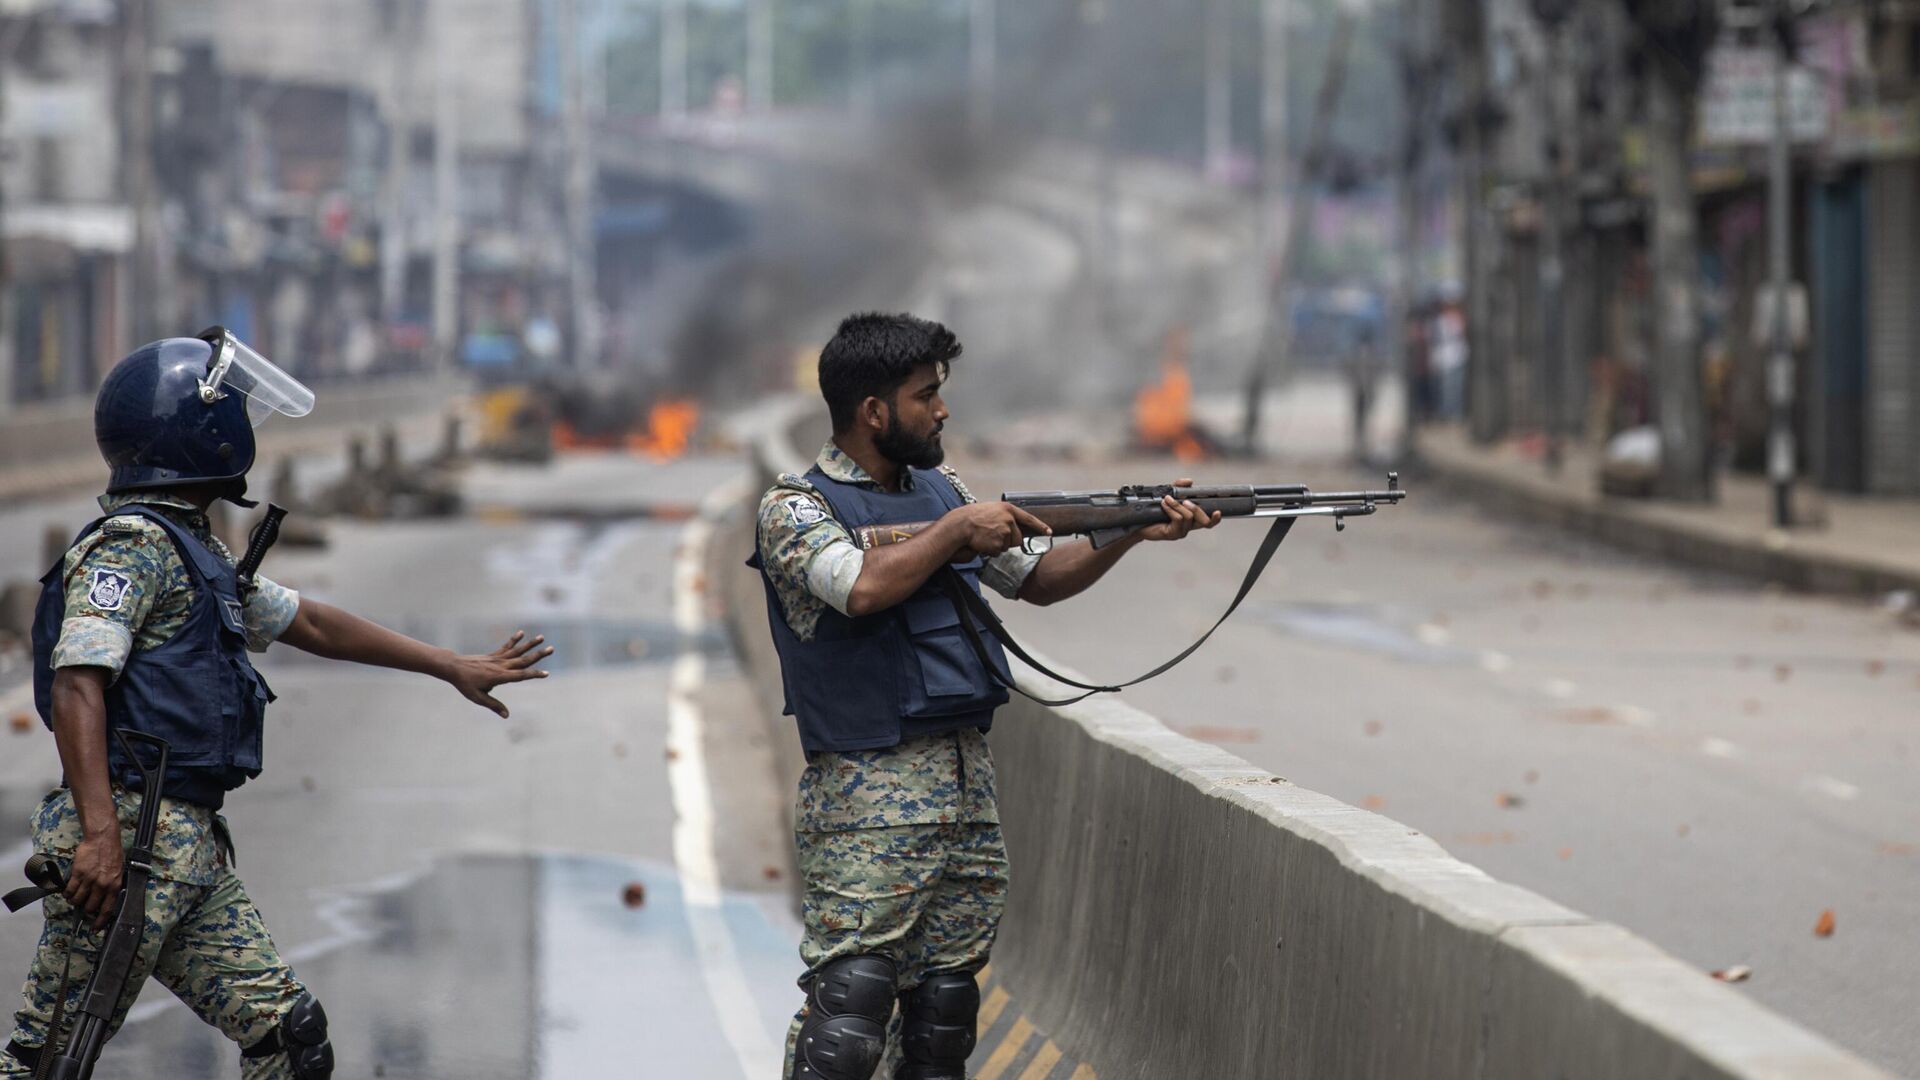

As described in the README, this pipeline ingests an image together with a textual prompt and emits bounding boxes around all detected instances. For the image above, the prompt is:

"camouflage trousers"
[783,822,1009,1079]
[2,838,305,1078]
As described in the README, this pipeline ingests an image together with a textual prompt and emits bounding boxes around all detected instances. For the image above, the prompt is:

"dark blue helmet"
[97,335,254,497]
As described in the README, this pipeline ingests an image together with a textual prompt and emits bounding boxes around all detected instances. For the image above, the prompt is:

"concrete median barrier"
[730,396,1887,1080]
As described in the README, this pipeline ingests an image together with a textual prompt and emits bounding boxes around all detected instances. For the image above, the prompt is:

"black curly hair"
[818,312,963,434]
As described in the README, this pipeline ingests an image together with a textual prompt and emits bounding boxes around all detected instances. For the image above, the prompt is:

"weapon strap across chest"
[941,516,1298,707]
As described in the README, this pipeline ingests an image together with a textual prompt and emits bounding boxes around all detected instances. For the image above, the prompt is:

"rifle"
[852,474,1406,554]
[2,730,171,1080]
[854,474,1408,707]
[235,503,289,589]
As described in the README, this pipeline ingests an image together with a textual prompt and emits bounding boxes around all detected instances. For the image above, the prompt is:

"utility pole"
[561,0,600,369]
[969,0,996,141]
[381,0,420,332]
[748,0,774,113]
[119,0,160,345]
[431,0,461,370]
[1241,9,1356,455]
[1239,0,1291,452]
[1766,0,1795,526]
[1204,0,1232,180]
[1393,0,1429,463]
[1448,0,1499,444]
[662,0,688,119]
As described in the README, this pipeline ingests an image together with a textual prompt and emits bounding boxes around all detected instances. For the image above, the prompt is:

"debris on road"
[1711,965,1754,983]
[1496,792,1525,809]
[621,882,647,910]
[8,713,30,734]
[1814,909,1836,938]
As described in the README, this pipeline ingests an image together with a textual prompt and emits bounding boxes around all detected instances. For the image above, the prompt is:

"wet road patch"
[94,852,798,1079]
[1256,603,1476,665]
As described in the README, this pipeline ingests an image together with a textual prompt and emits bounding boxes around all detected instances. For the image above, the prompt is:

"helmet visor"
[203,330,315,426]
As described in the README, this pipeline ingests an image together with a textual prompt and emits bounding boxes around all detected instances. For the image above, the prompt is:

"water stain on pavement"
[94,852,798,1079]
[1256,603,1475,665]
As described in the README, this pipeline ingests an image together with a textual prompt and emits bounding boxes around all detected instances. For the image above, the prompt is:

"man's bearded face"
[876,405,945,469]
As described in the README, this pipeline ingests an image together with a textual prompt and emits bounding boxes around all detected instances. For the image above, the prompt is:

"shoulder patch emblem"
[784,496,828,528]
[86,569,134,611]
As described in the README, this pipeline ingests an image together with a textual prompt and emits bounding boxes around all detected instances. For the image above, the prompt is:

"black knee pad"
[241,991,333,1079]
[795,955,896,1080]
[5,1040,40,1073]
[897,972,980,1079]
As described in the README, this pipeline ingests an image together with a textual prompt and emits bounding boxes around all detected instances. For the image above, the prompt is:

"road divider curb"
[732,397,1886,1080]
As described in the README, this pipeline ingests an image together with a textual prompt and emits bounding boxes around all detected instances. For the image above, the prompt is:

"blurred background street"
[0,0,1917,1075]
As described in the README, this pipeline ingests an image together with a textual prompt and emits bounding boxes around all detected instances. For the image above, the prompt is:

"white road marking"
[1803,775,1861,801]
[1541,678,1578,700]
[666,476,776,1078]
[1700,737,1742,759]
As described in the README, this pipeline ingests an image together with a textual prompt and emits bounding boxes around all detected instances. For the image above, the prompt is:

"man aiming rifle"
[753,312,1404,1080]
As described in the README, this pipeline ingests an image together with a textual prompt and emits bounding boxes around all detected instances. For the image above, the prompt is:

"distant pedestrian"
[754,313,1219,1079]
[3,330,554,1080]
[1347,323,1382,463]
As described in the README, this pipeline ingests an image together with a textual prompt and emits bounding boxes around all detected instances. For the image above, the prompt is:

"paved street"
[0,453,802,1078]
[959,410,1920,1075]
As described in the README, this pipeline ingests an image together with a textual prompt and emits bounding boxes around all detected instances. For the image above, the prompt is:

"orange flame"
[626,399,700,459]
[1134,329,1209,463]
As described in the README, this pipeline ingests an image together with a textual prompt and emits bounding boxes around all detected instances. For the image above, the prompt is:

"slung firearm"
[854,473,1407,553]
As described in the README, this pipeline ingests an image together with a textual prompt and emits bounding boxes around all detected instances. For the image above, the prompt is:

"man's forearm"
[279,599,453,676]
[845,519,971,616]
[50,669,119,839]
[1017,533,1143,607]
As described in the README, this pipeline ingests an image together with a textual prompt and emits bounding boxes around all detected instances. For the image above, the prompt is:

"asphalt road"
[958,401,1920,1076]
[0,453,803,1079]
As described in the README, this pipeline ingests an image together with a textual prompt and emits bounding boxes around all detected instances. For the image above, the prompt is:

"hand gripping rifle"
[852,474,1408,706]
[3,730,171,1080]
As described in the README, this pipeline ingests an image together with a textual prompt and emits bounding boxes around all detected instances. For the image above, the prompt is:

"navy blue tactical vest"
[753,465,1012,754]
[31,504,275,809]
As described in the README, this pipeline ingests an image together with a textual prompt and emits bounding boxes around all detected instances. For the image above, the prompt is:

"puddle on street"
[1256,603,1474,665]
[91,852,797,1079]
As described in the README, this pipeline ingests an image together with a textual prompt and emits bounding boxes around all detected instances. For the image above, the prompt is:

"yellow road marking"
[977,985,1011,1031]
[1017,1040,1064,1080]
[1069,1066,1097,1080]
[975,1017,1034,1080]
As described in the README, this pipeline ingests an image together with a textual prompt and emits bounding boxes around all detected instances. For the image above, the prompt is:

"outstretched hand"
[443,631,554,718]
[1136,479,1222,543]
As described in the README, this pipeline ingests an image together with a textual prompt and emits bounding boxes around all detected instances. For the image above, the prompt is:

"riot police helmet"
[95,327,315,505]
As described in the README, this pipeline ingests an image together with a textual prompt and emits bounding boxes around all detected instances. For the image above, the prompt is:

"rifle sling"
[940,516,1297,707]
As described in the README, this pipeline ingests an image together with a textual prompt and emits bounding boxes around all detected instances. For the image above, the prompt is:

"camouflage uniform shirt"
[41,492,301,885]
[756,443,1035,830]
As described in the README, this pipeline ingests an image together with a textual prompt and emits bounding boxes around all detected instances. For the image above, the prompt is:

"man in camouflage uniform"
[755,313,1217,1079]
[4,332,553,1079]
